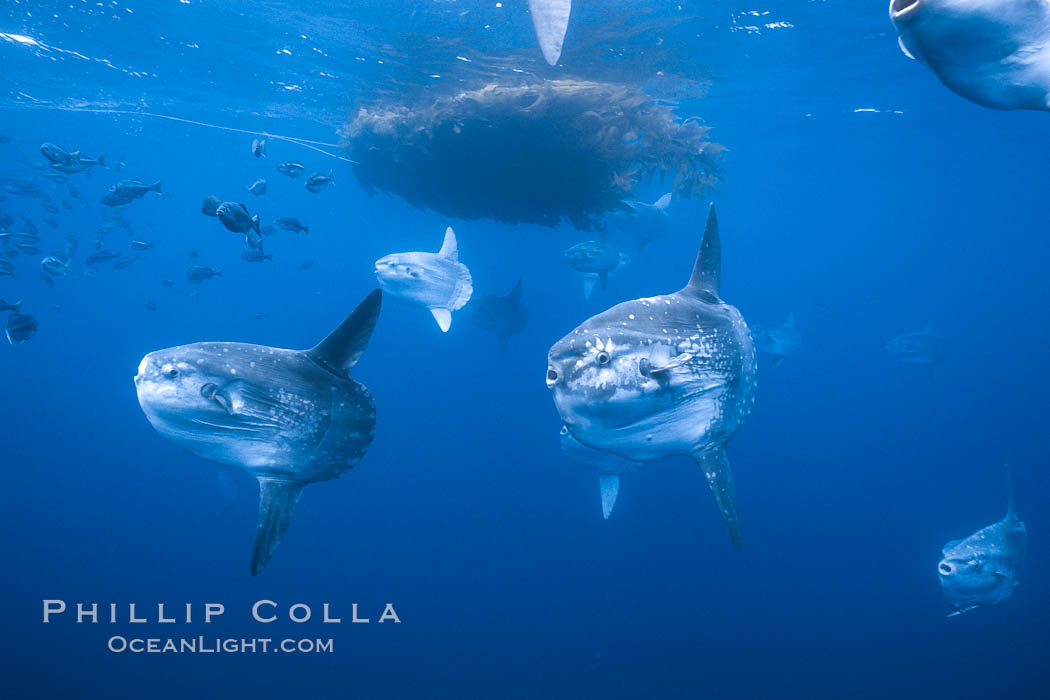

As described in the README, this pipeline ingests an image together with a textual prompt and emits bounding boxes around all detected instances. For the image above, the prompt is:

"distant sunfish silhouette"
[560,426,641,519]
[528,0,571,66]
[889,0,1050,111]
[547,205,757,547]
[886,324,944,376]
[467,279,528,346]
[375,227,473,332]
[939,465,1026,617]
[135,290,383,575]
[608,192,673,251]
[751,313,801,367]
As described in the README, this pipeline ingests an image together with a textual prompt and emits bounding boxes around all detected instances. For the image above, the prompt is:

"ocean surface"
[1,1,1048,698]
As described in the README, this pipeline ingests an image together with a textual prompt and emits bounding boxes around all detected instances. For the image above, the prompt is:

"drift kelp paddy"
[1,1,1048,696]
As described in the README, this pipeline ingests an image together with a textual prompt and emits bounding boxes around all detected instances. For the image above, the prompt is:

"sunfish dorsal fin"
[1004,462,1017,521]
[684,204,720,298]
[653,192,672,210]
[695,444,741,550]
[251,477,306,575]
[438,226,458,261]
[599,474,620,519]
[527,0,571,66]
[507,279,524,303]
[305,289,382,375]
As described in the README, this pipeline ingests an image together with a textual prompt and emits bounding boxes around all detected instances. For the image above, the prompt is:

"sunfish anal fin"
[430,307,452,332]
[251,477,306,576]
[947,605,980,618]
[581,275,597,299]
[695,444,742,550]
[599,474,620,519]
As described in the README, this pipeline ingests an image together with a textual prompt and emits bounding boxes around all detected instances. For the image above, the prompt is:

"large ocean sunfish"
[939,465,1026,617]
[546,205,757,547]
[889,0,1050,111]
[135,290,383,575]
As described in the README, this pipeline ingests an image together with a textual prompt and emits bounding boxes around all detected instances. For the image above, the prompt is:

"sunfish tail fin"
[695,445,742,550]
[684,204,720,298]
[251,478,306,576]
[306,288,382,374]
[599,474,620,519]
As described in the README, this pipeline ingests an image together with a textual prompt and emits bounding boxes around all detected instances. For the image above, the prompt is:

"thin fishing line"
[36,105,357,163]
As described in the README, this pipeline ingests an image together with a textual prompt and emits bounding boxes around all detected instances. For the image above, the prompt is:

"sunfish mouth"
[890,0,920,19]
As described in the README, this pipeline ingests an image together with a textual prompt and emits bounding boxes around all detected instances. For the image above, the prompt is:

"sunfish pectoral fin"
[430,307,452,332]
[694,445,742,550]
[640,352,694,376]
[251,477,306,576]
[599,474,620,519]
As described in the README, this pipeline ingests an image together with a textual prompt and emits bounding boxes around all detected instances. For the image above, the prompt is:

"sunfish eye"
[596,351,610,365]
[166,368,179,379]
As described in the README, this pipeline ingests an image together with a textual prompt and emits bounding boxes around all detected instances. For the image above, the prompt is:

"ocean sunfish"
[546,205,757,547]
[528,0,572,66]
[565,231,623,298]
[889,0,1050,111]
[751,313,801,367]
[886,324,944,376]
[135,290,383,575]
[375,227,473,332]
[939,465,1026,617]
[560,426,641,519]
[467,279,528,346]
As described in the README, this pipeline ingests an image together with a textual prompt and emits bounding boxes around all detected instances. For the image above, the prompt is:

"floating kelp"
[346,80,723,230]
